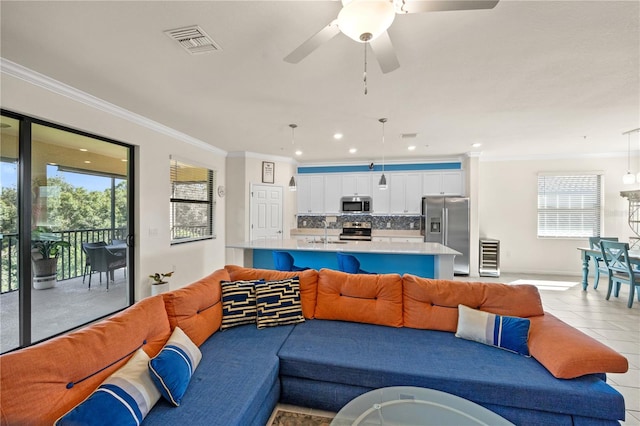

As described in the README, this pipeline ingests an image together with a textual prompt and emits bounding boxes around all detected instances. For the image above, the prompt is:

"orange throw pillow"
[162,268,229,346]
[403,274,544,331]
[315,269,403,327]
[528,313,628,378]
[0,296,171,424]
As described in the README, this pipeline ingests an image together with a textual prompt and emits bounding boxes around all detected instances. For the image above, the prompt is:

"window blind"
[537,174,602,238]
[169,159,216,243]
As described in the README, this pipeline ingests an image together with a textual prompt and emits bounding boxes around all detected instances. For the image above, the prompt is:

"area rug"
[270,409,334,426]
[509,279,579,292]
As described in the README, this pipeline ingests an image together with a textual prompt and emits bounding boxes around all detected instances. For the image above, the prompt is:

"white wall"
[478,156,631,275]
[224,152,297,265]
[1,72,227,299]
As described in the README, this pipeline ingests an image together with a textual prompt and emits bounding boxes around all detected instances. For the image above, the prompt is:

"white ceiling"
[1,1,638,163]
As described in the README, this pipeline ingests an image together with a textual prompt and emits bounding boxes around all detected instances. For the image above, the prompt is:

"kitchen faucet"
[321,220,328,242]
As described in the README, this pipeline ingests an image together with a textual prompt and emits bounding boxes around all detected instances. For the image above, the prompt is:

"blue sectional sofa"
[0,266,629,426]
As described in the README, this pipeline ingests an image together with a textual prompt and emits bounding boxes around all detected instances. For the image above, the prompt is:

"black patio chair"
[84,245,127,291]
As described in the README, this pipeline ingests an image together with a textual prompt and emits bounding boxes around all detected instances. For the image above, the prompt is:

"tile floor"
[267,272,640,425]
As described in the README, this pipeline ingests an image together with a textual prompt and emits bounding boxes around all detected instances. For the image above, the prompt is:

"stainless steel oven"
[339,222,372,241]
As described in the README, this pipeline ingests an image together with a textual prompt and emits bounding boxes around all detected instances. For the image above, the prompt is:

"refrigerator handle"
[442,207,447,245]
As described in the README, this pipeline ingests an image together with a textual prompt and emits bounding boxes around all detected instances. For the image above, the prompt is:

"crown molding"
[227,150,297,164]
[479,150,628,162]
[0,58,227,156]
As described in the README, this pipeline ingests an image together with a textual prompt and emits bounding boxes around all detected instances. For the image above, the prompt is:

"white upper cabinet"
[324,175,342,214]
[297,175,324,214]
[342,174,372,196]
[389,173,423,214]
[422,171,463,196]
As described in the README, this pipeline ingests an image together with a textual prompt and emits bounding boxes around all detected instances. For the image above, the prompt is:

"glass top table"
[330,386,514,426]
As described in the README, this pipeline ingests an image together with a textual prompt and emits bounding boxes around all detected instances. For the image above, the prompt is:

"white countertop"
[226,239,460,256]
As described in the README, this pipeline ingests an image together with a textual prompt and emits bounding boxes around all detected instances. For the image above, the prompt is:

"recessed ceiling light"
[334,133,343,140]
[121,159,128,162]
[84,160,91,164]
[79,148,88,152]
[408,145,416,151]
[472,143,482,148]
[295,150,303,156]
[349,148,357,154]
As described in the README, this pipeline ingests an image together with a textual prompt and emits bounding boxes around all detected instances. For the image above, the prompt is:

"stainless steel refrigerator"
[421,196,470,275]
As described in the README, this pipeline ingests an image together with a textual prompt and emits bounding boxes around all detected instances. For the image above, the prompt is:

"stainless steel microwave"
[341,196,372,213]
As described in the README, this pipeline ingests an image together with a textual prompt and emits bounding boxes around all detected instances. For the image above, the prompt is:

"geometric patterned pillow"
[455,304,531,356]
[220,279,263,330]
[55,349,161,425]
[255,278,305,329]
[148,327,202,407]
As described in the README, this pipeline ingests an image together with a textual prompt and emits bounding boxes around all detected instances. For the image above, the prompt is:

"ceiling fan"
[284,0,499,74]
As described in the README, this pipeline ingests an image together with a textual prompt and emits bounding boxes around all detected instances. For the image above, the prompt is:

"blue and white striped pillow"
[148,326,201,406]
[455,304,531,356]
[55,348,160,426]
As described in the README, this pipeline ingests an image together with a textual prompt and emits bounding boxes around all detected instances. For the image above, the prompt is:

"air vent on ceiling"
[164,25,221,55]
[402,133,418,139]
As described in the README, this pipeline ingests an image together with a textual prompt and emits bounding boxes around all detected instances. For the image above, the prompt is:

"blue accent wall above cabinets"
[297,162,461,174]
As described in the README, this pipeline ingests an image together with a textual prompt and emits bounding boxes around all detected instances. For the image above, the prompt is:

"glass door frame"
[2,108,135,350]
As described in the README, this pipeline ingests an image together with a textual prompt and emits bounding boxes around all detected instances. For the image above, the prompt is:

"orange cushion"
[225,265,318,319]
[162,269,229,346]
[528,313,629,379]
[314,269,403,327]
[402,274,544,331]
[0,296,171,424]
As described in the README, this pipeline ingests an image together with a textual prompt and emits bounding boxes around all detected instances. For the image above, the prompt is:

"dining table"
[577,246,640,290]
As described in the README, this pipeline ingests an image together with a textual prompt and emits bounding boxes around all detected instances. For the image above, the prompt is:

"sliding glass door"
[0,111,134,353]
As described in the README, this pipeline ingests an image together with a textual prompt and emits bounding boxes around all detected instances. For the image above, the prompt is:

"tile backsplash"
[297,215,421,231]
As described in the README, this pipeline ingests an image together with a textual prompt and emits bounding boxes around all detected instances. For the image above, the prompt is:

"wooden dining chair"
[600,240,640,308]
[588,237,619,289]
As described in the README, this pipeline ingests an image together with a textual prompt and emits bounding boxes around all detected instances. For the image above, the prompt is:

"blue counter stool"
[272,251,309,272]
[337,252,372,274]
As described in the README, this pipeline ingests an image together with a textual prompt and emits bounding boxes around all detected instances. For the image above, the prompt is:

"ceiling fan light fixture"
[337,0,396,43]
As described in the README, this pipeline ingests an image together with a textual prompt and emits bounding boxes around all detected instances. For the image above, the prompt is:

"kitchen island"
[225,239,460,279]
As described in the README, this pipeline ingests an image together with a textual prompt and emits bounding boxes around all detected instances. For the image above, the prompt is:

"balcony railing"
[0,228,127,294]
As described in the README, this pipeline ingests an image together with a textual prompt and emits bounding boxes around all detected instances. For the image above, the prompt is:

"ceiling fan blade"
[284,20,341,64]
[370,31,400,74]
[398,0,499,14]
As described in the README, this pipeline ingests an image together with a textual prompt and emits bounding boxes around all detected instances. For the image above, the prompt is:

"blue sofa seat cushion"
[144,324,294,426]
[278,320,624,423]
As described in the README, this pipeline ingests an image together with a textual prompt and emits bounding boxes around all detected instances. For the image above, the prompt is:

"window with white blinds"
[170,158,216,244]
[537,174,602,238]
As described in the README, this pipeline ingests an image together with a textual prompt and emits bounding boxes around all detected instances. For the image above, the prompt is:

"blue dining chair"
[600,240,640,308]
[588,237,618,289]
[272,251,309,272]
[336,252,372,274]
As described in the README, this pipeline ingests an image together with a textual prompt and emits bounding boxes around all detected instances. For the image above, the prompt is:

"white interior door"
[250,184,283,241]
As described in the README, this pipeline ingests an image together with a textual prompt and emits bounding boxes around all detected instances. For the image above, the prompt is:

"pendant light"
[378,118,388,190]
[289,124,298,191]
[623,129,636,185]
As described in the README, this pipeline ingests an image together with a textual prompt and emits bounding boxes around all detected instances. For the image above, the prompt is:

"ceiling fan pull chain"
[363,41,368,95]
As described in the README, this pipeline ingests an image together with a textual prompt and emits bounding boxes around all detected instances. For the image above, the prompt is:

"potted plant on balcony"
[149,271,173,296]
[31,230,70,290]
